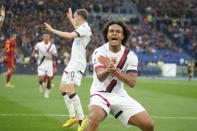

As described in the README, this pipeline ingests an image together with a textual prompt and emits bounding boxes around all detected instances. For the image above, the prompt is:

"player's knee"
[59,86,64,93]
[143,120,154,131]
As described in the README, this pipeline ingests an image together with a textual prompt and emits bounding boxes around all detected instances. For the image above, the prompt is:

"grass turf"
[0,75,197,131]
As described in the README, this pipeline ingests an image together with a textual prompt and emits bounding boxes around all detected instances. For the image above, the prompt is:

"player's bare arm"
[114,70,137,87]
[0,5,5,29]
[67,8,78,29]
[44,23,78,39]
[95,67,110,82]
[32,49,38,59]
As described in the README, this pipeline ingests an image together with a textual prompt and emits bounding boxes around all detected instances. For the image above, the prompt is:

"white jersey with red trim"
[35,41,57,70]
[90,43,138,96]
[69,22,92,73]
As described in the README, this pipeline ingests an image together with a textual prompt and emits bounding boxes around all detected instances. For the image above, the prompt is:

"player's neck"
[44,41,49,45]
[109,45,121,53]
[78,20,86,27]
[10,38,15,41]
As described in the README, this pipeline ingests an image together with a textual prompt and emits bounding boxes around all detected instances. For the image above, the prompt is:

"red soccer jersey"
[5,39,16,61]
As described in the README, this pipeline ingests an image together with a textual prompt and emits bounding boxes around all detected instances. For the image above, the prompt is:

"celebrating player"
[32,32,57,98]
[0,5,5,30]
[4,32,17,88]
[44,8,91,131]
[85,20,154,131]
[43,37,57,87]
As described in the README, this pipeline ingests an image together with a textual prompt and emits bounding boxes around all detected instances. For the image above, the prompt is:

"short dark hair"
[102,20,132,46]
[42,30,51,36]
[75,9,88,20]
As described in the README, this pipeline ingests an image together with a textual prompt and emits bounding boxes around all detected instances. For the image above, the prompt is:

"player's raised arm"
[67,8,78,29]
[0,5,5,29]
[44,23,78,39]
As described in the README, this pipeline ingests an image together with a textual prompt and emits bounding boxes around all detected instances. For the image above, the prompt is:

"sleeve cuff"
[74,31,80,37]
[126,70,138,74]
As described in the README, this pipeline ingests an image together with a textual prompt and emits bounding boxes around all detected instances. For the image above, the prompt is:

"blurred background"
[0,0,197,78]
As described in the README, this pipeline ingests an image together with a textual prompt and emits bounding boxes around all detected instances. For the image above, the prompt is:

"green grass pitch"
[0,75,197,131]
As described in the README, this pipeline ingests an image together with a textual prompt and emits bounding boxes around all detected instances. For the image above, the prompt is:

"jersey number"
[5,44,10,52]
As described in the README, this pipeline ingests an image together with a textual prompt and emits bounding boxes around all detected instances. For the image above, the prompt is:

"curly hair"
[102,20,132,46]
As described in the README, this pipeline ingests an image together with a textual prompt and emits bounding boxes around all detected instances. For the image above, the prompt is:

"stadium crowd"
[0,0,195,67]
[132,0,197,59]
[133,0,197,19]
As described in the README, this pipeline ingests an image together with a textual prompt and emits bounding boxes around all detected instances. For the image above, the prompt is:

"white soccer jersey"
[69,22,92,73]
[91,43,138,96]
[35,41,57,70]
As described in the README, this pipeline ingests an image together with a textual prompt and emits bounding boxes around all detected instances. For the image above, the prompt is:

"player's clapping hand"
[98,55,110,67]
[107,57,118,73]
[43,23,53,31]
[98,56,118,73]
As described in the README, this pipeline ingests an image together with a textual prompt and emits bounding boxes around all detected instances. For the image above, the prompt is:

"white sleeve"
[74,25,91,37]
[51,44,57,55]
[92,49,105,71]
[126,52,138,73]
[35,43,39,51]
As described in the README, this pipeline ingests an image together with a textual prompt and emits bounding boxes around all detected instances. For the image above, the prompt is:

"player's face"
[107,24,124,47]
[12,34,17,40]
[42,34,50,43]
[50,38,54,43]
[73,13,79,26]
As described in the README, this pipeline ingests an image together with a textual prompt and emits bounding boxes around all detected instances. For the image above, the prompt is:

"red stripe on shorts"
[90,94,110,107]
[64,71,68,74]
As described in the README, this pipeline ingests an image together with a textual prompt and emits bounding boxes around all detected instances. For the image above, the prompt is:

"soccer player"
[85,20,154,131]
[187,60,194,81]
[4,32,17,88]
[0,5,5,29]
[44,8,91,131]
[43,37,57,87]
[32,32,57,98]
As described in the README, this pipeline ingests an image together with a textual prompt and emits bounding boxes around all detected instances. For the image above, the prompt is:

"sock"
[45,88,50,94]
[39,80,43,86]
[70,93,85,120]
[6,71,12,84]
[44,88,50,98]
[62,92,76,118]
[46,81,51,89]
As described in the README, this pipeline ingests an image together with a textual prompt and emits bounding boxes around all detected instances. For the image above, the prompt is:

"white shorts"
[61,62,85,86]
[90,92,145,127]
[37,67,53,77]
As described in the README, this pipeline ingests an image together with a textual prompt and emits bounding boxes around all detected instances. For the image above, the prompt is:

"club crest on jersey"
[94,58,97,65]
